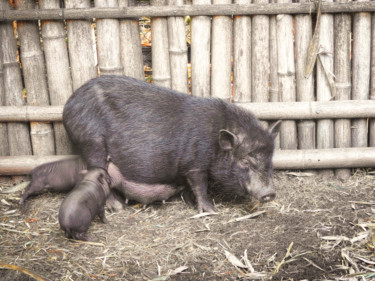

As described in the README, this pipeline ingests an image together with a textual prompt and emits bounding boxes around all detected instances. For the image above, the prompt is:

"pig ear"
[269,120,282,140]
[219,130,239,151]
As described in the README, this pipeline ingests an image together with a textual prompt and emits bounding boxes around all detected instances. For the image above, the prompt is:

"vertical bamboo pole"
[0,43,9,156]
[40,0,73,155]
[334,0,351,179]
[277,0,297,149]
[0,0,32,157]
[233,0,251,103]
[191,0,211,97]
[15,0,55,156]
[269,0,280,149]
[316,0,334,177]
[119,0,144,80]
[151,0,171,88]
[95,0,123,76]
[295,0,315,152]
[168,0,188,93]
[352,0,371,148]
[211,0,232,100]
[370,13,375,147]
[252,0,269,128]
[65,0,97,91]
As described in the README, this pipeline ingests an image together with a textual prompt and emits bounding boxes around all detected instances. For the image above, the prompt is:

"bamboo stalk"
[1,2,375,21]
[316,0,334,177]
[371,13,375,147]
[0,30,9,156]
[211,0,232,100]
[252,0,269,105]
[1,100,375,122]
[191,0,211,97]
[233,0,251,103]
[65,0,97,91]
[16,0,55,156]
[119,0,144,80]
[334,0,352,179]
[40,0,74,155]
[295,0,315,151]
[277,0,297,149]
[95,0,123,76]
[269,0,279,149]
[168,0,189,93]
[151,0,171,88]
[0,0,32,157]
[352,0,371,148]
[1,148,375,175]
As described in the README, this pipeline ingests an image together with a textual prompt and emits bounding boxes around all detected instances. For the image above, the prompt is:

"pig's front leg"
[186,171,216,213]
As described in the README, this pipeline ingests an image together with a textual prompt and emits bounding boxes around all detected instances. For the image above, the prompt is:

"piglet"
[19,158,86,204]
[58,168,110,241]
[108,162,185,208]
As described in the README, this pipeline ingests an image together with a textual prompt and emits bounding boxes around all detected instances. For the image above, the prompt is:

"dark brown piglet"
[58,168,110,241]
[108,162,185,208]
[19,158,86,204]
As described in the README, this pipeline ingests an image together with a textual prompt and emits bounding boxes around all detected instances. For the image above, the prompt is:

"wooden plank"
[2,2,375,20]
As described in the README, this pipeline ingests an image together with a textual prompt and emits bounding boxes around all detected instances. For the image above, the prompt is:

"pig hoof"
[197,201,216,214]
[101,217,109,224]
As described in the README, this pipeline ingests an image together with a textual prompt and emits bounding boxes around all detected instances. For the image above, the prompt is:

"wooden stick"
[1,100,375,121]
[1,2,375,20]
[1,148,375,175]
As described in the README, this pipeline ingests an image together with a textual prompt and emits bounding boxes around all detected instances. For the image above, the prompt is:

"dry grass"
[0,171,374,280]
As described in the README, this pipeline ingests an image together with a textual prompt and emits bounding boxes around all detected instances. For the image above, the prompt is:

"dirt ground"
[0,170,374,281]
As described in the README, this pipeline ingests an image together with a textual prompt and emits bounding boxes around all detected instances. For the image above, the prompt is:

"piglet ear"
[219,129,239,151]
[269,120,282,140]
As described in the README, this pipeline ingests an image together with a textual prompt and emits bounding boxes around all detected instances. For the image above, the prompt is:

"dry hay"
[0,170,374,280]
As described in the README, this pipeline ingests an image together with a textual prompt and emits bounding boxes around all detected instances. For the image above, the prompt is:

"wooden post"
[334,0,352,179]
[95,0,123,76]
[295,0,315,151]
[0,0,32,157]
[316,0,334,177]
[211,0,232,100]
[233,0,251,103]
[40,0,74,155]
[252,0,269,129]
[151,0,171,88]
[0,39,9,156]
[352,0,371,148]
[168,0,189,93]
[191,0,211,97]
[269,0,280,149]
[65,0,97,91]
[371,13,375,147]
[277,0,297,149]
[15,0,55,156]
[119,0,144,80]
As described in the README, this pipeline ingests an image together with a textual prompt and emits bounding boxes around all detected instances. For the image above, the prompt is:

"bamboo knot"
[169,48,188,55]
[2,61,20,68]
[99,66,124,75]
[278,71,295,77]
[21,50,43,59]
[335,83,351,89]
[153,76,171,82]
[42,34,66,41]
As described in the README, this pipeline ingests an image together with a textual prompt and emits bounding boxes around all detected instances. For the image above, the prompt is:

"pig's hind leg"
[98,207,108,224]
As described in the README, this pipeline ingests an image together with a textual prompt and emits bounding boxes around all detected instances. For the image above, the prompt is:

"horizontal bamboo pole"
[273,147,375,169]
[1,2,375,21]
[1,147,374,175]
[0,100,374,122]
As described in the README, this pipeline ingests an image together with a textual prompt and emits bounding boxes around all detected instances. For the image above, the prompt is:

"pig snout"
[258,189,276,203]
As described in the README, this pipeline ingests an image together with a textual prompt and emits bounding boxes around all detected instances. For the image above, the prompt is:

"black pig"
[19,158,86,204]
[63,75,281,213]
[108,162,185,207]
[58,168,110,241]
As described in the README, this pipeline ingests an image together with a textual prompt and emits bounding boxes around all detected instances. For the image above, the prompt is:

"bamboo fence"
[0,0,375,177]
